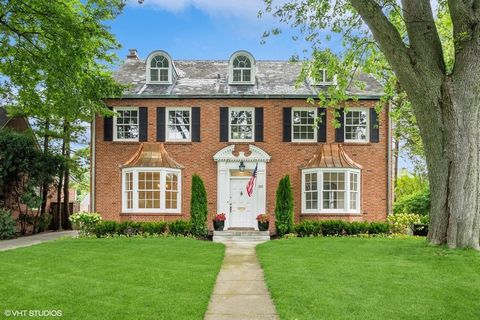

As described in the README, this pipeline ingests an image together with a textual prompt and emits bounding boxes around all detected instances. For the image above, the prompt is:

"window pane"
[167,109,191,141]
[233,70,241,82]
[345,110,368,141]
[160,69,169,82]
[137,171,161,209]
[230,110,253,140]
[151,69,159,82]
[116,109,139,140]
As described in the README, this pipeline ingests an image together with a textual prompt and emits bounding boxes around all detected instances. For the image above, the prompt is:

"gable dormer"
[146,50,175,84]
[228,50,255,85]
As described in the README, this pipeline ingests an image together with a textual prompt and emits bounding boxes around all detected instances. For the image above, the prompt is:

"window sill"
[301,212,362,216]
[342,142,372,146]
[289,142,321,146]
[110,141,140,145]
[165,141,193,145]
[120,212,182,216]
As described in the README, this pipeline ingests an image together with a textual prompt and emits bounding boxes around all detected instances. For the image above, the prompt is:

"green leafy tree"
[0,0,125,228]
[190,174,208,237]
[262,1,480,249]
[275,175,294,236]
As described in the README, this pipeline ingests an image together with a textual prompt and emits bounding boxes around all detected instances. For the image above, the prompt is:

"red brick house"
[91,49,392,231]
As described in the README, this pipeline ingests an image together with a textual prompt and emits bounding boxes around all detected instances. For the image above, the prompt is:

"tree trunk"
[62,122,70,230]
[56,120,67,231]
[39,118,50,232]
[393,136,399,200]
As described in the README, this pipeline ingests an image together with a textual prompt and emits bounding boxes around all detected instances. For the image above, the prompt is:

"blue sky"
[109,0,314,62]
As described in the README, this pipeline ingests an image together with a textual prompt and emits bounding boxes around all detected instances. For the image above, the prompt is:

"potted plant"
[256,214,269,231]
[213,213,226,231]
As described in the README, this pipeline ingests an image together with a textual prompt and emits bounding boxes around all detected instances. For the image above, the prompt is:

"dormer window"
[229,51,255,85]
[310,68,336,86]
[146,51,174,84]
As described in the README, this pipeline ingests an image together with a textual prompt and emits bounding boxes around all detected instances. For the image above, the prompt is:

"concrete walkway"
[205,242,279,320]
[0,231,78,252]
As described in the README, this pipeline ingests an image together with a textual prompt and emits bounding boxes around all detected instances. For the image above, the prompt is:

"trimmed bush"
[393,188,430,216]
[69,212,102,236]
[116,221,142,235]
[141,222,167,235]
[190,174,208,237]
[94,221,118,237]
[275,175,294,236]
[293,220,390,237]
[0,209,16,240]
[368,222,390,234]
[295,220,322,237]
[168,220,191,236]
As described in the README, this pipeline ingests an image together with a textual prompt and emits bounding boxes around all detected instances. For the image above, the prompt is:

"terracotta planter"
[213,220,224,231]
[258,221,269,231]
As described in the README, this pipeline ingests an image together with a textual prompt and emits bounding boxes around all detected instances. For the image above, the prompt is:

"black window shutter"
[139,107,148,142]
[220,107,229,142]
[335,108,345,142]
[370,108,380,143]
[156,107,166,142]
[283,107,292,142]
[317,107,327,143]
[104,107,113,141]
[191,107,201,142]
[254,107,264,142]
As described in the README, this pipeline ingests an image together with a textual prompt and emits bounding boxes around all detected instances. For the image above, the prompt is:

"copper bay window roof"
[122,143,184,169]
[302,144,362,169]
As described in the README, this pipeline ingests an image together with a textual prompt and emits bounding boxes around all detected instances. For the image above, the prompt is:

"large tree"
[263,0,479,249]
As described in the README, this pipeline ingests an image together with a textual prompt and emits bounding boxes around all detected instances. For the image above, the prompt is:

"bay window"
[122,168,181,213]
[302,169,360,214]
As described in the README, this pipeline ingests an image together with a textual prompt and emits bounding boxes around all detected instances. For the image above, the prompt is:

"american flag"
[246,163,258,197]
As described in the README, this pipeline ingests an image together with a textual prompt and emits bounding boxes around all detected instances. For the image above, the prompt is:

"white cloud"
[128,0,268,19]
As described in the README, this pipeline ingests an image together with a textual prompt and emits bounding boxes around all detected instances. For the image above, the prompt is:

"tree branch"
[401,0,445,74]
[349,0,415,82]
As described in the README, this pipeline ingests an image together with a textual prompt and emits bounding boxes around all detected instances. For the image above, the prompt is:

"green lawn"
[0,237,224,320]
[257,237,480,320]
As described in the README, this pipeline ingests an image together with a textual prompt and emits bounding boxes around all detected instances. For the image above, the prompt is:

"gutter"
[387,100,393,216]
[117,94,383,100]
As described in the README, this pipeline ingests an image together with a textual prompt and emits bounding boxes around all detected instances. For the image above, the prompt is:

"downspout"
[90,116,96,212]
[387,101,393,216]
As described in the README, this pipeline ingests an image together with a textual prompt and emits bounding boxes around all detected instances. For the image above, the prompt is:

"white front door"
[229,178,255,228]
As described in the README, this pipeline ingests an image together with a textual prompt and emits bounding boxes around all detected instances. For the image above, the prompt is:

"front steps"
[213,230,271,243]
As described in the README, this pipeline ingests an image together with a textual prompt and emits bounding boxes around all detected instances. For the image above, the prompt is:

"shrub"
[387,213,421,234]
[116,221,142,235]
[168,220,191,236]
[394,188,430,216]
[69,212,102,236]
[141,222,167,235]
[368,222,390,234]
[344,221,368,235]
[320,220,349,236]
[190,174,208,237]
[275,175,294,236]
[294,220,322,237]
[0,209,16,240]
[94,221,118,237]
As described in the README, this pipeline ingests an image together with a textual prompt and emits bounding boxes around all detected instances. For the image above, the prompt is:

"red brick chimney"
[127,49,139,60]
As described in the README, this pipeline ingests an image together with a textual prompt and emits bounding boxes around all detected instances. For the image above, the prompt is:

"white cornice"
[213,144,271,163]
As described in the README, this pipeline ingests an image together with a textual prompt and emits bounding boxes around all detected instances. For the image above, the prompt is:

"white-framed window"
[229,107,254,142]
[166,107,191,141]
[292,108,317,142]
[146,52,172,84]
[302,168,360,214]
[310,69,336,86]
[122,168,181,213]
[114,107,139,141]
[229,51,255,85]
[345,108,369,142]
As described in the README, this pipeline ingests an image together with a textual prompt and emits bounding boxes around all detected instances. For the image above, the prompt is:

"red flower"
[214,213,226,222]
[256,214,269,223]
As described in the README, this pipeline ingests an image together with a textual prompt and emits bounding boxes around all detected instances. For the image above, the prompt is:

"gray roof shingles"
[114,58,383,99]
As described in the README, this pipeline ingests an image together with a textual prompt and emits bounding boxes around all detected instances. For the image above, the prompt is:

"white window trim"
[228,107,255,142]
[146,53,172,85]
[122,167,182,214]
[301,168,361,215]
[165,107,192,142]
[113,107,139,142]
[291,107,317,142]
[229,52,255,85]
[309,69,337,86]
[344,107,370,143]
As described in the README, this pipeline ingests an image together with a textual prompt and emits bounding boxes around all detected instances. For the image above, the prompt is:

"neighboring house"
[91,49,392,231]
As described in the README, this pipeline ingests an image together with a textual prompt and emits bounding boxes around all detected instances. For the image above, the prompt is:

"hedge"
[294,220,390,237]
[94,221,168,237]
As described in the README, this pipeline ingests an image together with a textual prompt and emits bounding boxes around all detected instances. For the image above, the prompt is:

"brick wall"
[93,98,389,229]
